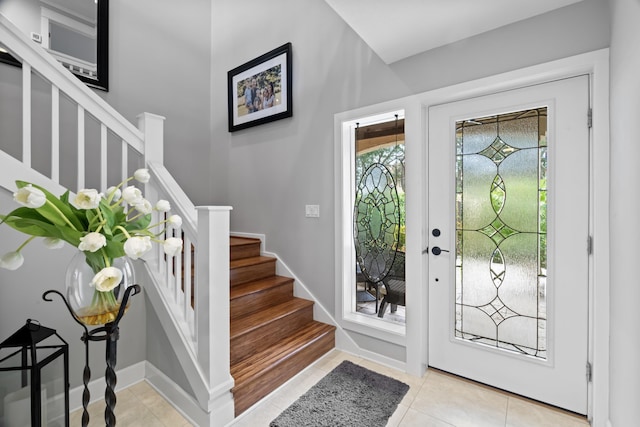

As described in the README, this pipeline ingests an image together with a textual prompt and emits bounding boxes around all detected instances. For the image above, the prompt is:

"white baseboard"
[69,360,234,427]
[145,362,234,427]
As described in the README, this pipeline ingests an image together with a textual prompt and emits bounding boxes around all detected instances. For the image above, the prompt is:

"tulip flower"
[168,215,182,228]
[134,199,153,215]
[43,237,64,249]
[78,232,107,252]
[155,200,171,212]
[91,267,123,292]
[0,251,24,270]
[122,186,143,205]
[163,237,183,256]
[74,189,102,210]
[124,236,152,259]
[106,186,122,201]
[134,168,151,184]
[13,185,46,208]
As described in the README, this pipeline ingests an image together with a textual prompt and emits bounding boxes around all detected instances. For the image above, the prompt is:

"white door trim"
[413,48,609,425]
[333,47,609,426]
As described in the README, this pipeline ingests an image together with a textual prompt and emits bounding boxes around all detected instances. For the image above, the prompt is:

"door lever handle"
[431,246,450,256]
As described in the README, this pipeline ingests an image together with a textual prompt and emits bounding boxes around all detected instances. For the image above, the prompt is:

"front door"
[428,76,590,414]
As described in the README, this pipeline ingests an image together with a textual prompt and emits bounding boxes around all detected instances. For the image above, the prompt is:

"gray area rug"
[270,360,409,427]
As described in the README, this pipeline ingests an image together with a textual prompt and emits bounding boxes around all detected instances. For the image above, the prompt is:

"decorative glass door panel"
[428,76,589,414]
[455,108,547,359]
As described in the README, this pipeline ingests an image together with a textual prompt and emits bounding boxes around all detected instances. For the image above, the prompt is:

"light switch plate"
[305,205,320,218]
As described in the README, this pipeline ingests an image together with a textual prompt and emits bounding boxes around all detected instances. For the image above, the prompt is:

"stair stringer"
[0,150,67,195]
[142,261,235,422]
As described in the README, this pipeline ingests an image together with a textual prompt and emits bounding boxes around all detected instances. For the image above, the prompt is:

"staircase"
[229,237,336,415]
[0,13,337,423]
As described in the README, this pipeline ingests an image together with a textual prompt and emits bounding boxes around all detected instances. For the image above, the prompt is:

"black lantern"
[0,319,69,427]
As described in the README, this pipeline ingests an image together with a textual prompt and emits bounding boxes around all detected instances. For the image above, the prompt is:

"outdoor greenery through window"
[454,107,548,359]
[353,115,406,323]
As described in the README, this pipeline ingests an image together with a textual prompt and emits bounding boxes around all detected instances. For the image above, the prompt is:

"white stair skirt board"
[145,362,234,427]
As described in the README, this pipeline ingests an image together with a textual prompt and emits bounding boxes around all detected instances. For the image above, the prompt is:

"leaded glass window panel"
[455,107,547,359]
[353,117,406,323]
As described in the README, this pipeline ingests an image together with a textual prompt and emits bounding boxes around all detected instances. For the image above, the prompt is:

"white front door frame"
[413,48,609,425]
[334,48,609,425]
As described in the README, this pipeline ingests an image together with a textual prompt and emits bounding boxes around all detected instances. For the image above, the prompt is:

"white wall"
[609,0,640,424]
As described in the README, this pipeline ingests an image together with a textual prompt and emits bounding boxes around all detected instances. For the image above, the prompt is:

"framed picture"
[228,42,292,132]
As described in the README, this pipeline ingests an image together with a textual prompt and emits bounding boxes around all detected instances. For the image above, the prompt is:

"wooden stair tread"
[230,275,293,301]
[230,255,275,269]
[227,235,335,416]
[232,321,335,383]
[230,236,261,247]
[230,298,313,339]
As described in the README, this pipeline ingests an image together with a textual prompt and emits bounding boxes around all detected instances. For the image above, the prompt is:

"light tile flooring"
[69,381,192,426]
[72,350,589,427]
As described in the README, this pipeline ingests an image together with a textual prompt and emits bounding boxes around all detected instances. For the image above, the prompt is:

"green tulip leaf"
[3,216,64,238]
[104,240,126,260]
[16,181,83,230]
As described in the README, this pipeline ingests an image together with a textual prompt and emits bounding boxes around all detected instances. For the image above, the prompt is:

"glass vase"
[65,251,135,325]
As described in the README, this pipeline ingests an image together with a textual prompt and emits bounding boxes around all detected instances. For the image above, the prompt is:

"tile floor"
[73,350,589,427]
[69,381,192,426]
[232,350,589,427]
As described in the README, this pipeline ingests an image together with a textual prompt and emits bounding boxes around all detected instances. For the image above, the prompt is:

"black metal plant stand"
[43,285,141,427]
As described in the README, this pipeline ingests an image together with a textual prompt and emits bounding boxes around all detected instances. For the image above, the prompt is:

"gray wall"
[215,0,610,358]
[0,0,216,202]
[101,0,214,394]
[390,0,610,92]
[0,190,147,390]
[0,0,40,37]
[101,0,216,206]
[213,0,411,323]
[0,0,213,392]
[3,0,633,422]
[609,0,639,424]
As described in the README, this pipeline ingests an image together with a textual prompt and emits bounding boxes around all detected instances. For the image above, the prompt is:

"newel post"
[195,206,233,392]
[138,112,165,165]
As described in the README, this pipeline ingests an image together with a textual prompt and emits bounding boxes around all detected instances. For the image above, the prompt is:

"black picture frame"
[0,0,109,91]
[228,42,292,132]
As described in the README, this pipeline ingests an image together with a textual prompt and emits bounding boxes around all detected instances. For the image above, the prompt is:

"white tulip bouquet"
[0,169,182,311]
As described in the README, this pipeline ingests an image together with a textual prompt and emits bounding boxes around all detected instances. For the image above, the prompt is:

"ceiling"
[41,0,96,22]
[324,0,585,64]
